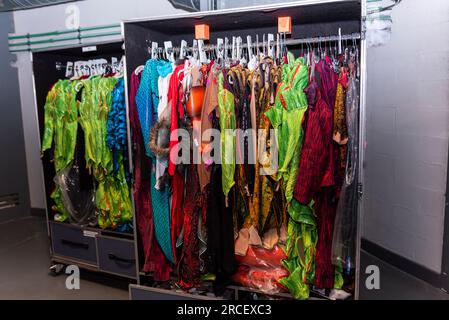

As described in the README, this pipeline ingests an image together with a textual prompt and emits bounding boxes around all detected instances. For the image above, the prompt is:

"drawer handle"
[108,253,135,264]
[61,239,89,249]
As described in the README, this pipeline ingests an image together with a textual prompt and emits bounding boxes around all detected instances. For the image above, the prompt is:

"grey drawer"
[97,236,136,278]
[50,222,98,264]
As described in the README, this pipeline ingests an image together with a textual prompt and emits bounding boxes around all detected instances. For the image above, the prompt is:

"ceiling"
[0,0,201,12]
[0,0,78,12]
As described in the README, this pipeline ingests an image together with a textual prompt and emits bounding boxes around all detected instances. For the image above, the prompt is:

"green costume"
[265,54,309,203]
[42,76,132,229]
[265,54,318,299]
[79,76,132,229]
[217,72,236,198]
[42,80,79,222]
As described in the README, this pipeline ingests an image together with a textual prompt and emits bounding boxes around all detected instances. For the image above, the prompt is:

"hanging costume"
[106,78,129,178]
[130,71,171,280]
[265,54,314,299]
[217,70,236,198]
[228,65,255,231]
[80,76,132,230]
[43,76,132,229]
[198,65,219,191]
[167,63,186,263]
[293,57,339,290]
[42,80,79,222]
[135,59,174,263]
[54,82,96,227]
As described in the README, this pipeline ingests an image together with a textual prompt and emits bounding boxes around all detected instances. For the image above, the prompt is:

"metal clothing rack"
[32,41,139,282]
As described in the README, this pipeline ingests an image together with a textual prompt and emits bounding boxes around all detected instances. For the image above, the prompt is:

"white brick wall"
[363,0,449,274]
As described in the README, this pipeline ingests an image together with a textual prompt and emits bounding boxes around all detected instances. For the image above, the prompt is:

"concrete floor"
[359,250,449,300]
[0,216,128,300]
[1,215,448,300]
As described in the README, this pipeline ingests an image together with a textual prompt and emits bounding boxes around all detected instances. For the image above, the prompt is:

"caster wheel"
[49,264,65,276]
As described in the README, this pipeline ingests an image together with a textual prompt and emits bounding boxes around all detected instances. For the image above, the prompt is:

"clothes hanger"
[134,65,145,75]
[325,38,328,58]
[276,33,280,63]
[216,38,224,67]
[114,56,124,78]
[231,36,237,62]
[103,65,114,77]
[255,34,260,57]
[79,61,90,79]
[237,36,246,66]
[198,39,208,64]
[64,62,74,78]
[281,32,288,62]
[247,35,257,71]
[70,61,81,80]
[164,41,175,63]
[92,59,103,77]
[151,42,159,59]
[267,33,274,58]
[179,40,187,60]
[224,37,231,68]
[262,34,266,57]
[82,63,94,80]
[190,39,199,66]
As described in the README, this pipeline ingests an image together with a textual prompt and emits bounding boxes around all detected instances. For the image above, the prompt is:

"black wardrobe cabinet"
[32,41,139,281]
[122,0,367,300]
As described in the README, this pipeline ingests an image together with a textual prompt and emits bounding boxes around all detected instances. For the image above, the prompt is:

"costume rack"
[31,0,368,302]
[124,0,367,301]
[32,41,139,280]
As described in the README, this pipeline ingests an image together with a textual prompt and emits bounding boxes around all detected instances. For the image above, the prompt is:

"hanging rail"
[147,32,361,53]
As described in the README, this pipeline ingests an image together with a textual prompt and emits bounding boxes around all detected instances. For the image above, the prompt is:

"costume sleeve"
[41,84,57,153]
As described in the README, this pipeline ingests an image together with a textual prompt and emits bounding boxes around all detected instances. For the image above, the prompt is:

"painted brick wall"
[363,0,449,273]
[12,0,186,209]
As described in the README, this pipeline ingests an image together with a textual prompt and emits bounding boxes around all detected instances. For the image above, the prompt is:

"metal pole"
[355,0,367,301]
[148,33,361,53]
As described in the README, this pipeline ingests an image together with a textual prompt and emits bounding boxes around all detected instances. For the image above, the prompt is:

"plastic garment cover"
[53,166,97,226]
[332,69,360,274]
[233,245,288,294]
[232,266,289,294]
[236,245,287,269]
